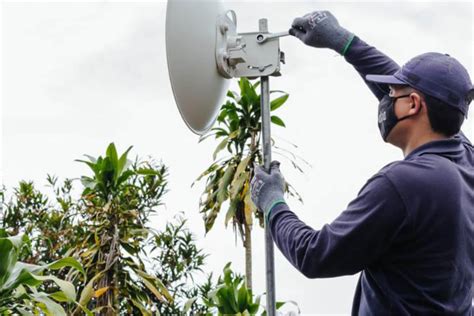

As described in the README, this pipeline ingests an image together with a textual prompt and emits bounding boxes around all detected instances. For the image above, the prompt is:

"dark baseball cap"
[366,52,474,116]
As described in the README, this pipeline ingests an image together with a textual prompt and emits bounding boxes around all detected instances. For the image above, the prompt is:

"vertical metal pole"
[259,17,275,316]
[261,75,276,316]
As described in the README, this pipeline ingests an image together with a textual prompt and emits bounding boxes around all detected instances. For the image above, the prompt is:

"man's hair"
[423,94,464,137]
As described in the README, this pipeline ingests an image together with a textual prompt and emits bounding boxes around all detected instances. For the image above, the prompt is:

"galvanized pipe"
[260,75,276,316]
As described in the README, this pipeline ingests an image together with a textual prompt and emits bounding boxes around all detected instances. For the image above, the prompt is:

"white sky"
[1,1,473,315]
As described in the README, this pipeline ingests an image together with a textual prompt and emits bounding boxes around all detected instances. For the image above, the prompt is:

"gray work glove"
[250,161,286,223]
[289,11,354,55]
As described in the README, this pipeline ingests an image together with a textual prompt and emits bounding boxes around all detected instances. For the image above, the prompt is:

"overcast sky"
[1,1,473,315]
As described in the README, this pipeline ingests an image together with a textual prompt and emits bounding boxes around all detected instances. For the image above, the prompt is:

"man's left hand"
[250,161,286,222]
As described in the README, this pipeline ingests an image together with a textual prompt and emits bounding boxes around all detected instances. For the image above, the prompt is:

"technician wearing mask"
[250,10,474,315]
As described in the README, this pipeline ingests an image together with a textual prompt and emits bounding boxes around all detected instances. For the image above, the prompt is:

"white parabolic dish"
[166,0,230,135]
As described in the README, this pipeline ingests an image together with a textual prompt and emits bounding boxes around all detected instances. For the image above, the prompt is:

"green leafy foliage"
[152,215,214,315]
[76,144,133,200]
[196,78,306,291]
[196,78,305,239]
[71,143,172,314]
[205,263,260,315]
[204,263,300,315]
[0,232,87,315]
[1,143,213,315]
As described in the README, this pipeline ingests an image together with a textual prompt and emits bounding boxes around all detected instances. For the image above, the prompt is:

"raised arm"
[344,36,400,100]
[289,11,400,101]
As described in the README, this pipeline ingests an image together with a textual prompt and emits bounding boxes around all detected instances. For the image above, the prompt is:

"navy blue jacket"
[270,36,474,315]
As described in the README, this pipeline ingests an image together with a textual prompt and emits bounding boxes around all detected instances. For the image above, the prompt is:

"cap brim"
[365,74,406,85]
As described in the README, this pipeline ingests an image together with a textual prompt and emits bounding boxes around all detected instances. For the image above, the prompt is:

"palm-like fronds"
[196,78,305,289]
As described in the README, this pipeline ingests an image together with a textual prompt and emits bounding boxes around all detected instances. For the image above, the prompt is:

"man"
[250,10,474,315]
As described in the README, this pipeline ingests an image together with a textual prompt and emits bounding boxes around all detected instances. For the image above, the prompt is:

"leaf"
[237,284,248,312]
[83,154,97,163]
[7,235,24,249]
[183,297,198,313]
[194,163,219,183]
[131,299,152,316]
[230,172,248,200]
[49,291,69,303]
[243,182,256,226]
[1,262,42,291]
[204,205,220,233]
[120,241,137,256]
[117,145,133,176]
[30,292,67,316]
[140,276,165,302]
[275,300,300,313]
[217,287,236,313]
[198,132,217,143]
[213,137,229,160]
[78,272,103,307]
[286,181,304,204]
[94,287,109,298]
[136,168,161,176]
[0,237,16,287]
[248,303,260,314]
[47,257,85,279]
[223,262,232,271]
[106,143,119,170]
[151,277,173,302]
[135,270,173,302]
[240,78,258,104]
[75,160,98,174]
[223,264,233,285]
[235,156,251,179]
[80,248,97,258]
[224,199,238,227]
[228,129,240,139]
[271,115,286,127]
[217,163,237,204]
[270,93,289,111]
[227,90,241,102]
[34,275,76,301]
[229,156,251,200]
[80,177,95,190]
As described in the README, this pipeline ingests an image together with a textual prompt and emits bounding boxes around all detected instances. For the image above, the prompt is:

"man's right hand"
[289,11,354,56]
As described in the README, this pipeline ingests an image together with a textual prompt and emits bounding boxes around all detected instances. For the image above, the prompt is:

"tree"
[1,143,214,315]
[196,78,306,290]
[75,143,172,314]
[151,214,214,315]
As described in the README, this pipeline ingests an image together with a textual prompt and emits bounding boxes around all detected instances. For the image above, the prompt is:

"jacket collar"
[404,137,464,161]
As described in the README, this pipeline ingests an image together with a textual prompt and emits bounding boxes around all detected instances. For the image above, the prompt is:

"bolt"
[220,24,229,34]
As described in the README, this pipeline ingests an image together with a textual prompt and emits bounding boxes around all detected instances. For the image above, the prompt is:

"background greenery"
[1,143,299,315]
[1,144,215,315]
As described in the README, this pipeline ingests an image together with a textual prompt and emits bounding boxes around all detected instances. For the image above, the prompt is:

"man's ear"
[409,92,423,115]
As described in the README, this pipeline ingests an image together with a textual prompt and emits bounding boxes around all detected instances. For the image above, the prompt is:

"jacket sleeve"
[269,174,409,278]
[344,36,401,101]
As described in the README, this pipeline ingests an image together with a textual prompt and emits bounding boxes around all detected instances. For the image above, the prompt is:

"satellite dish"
[166,0,232,135]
